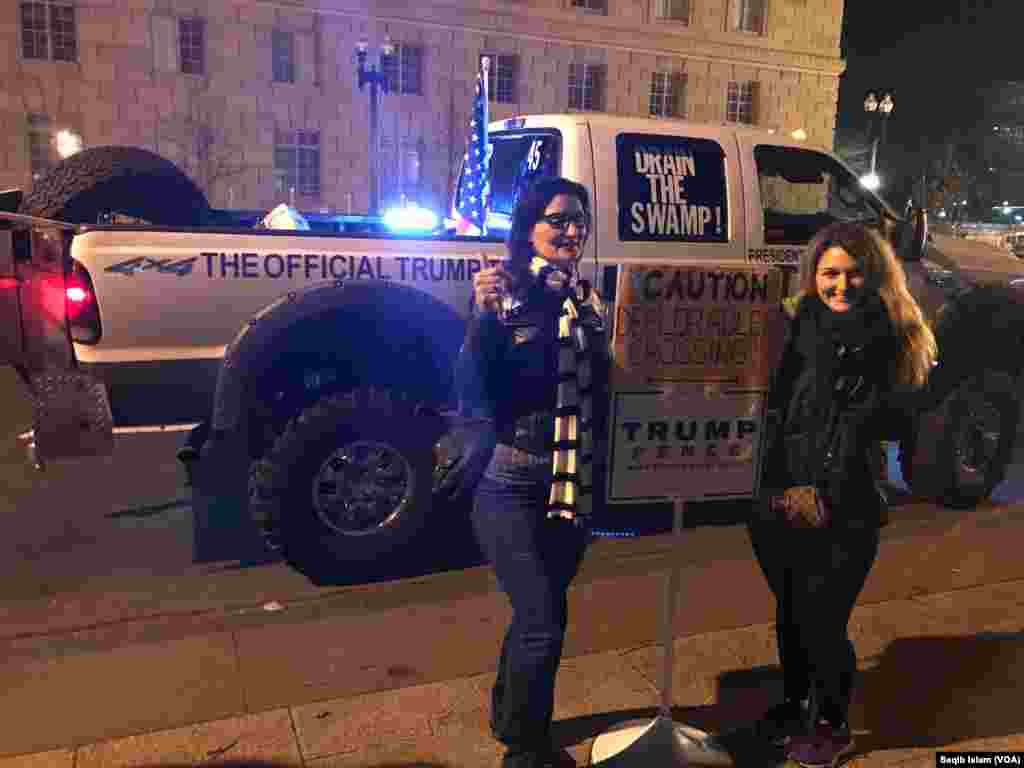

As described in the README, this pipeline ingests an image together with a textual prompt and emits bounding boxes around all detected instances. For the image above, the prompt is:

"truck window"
[755,145,880,245]
[453,132,560,233]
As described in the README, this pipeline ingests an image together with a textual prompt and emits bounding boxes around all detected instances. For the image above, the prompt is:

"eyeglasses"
[539,212,589,231]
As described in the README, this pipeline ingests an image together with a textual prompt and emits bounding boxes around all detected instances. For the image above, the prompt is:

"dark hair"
[506,176,590,285]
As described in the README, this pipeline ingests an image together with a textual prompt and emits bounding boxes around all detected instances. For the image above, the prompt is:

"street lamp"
[355,36,395,216]
[861,90,894,189]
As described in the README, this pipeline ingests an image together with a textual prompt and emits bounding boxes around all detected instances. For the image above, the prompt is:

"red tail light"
[66,261,101,344]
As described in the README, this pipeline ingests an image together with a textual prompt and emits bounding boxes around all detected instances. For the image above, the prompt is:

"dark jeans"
[747,520,879,726]
[471,473,590,752]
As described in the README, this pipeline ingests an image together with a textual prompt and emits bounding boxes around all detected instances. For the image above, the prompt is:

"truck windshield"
[754,145,887,246]
[453,131,561,233]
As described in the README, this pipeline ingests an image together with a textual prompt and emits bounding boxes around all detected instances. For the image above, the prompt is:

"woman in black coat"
[750,222,936,768]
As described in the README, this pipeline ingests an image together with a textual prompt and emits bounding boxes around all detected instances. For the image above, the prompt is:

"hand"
[434,422,498,504]
[473,267,515,313]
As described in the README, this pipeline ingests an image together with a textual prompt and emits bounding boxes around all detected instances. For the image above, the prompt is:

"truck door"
[737,139,893,297]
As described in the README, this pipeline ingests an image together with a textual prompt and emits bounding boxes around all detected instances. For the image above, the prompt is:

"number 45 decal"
[104,257,197,277]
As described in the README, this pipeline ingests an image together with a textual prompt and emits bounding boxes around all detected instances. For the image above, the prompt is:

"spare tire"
[20,146,209,226]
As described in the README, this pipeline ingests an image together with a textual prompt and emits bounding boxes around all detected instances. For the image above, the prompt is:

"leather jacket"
[455,282,610,458]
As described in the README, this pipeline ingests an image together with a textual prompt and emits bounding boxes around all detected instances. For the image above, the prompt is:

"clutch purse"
[770,485,830,529]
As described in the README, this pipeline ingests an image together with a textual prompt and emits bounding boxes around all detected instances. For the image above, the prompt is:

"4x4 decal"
[104,257,197,277]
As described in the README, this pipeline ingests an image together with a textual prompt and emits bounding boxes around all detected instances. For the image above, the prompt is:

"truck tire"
[902,373,1018,509]
[19,145,209,226]
[248,387,445,582]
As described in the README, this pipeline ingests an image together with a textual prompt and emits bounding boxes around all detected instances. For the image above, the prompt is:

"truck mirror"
[900,206,928,262]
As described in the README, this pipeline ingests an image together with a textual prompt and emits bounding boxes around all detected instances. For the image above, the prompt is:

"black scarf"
[797,293,896,424]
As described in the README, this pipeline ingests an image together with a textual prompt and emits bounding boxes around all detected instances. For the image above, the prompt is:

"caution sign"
[617,133,728,243]
[606,263,785,503]
[612,264,785,389]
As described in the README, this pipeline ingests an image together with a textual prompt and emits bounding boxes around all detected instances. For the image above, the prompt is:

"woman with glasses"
[436,177,606,768]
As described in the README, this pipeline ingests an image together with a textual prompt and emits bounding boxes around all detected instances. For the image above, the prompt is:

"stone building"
[1,0,845,216]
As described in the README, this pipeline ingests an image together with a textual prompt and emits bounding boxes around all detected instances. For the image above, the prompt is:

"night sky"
[837,0,1024,197]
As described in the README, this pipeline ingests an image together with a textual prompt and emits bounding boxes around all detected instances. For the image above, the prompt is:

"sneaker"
[785,720,854,768]
[756,698,808,746]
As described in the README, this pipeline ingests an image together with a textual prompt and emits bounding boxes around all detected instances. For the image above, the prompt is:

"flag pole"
[480,56,490,237]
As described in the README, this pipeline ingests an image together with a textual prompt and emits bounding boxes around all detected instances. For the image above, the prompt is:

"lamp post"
[355,36,395,217]
[861,90,894,190]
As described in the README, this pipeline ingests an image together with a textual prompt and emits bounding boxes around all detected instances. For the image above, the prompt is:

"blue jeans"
[471,470,590,752]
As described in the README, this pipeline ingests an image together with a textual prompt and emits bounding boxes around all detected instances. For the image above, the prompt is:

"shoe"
[785,720,854,768]
[755,698,808,746]
[501,746,576,768]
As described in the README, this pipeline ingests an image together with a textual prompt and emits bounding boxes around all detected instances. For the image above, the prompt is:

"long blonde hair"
[800,223,937,389]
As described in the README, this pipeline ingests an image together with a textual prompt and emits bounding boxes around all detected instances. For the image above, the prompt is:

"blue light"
[383,204,439,232]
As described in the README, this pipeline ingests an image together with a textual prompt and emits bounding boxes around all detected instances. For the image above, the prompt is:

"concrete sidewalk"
[2,505,1024,767]
[3,577,1023,768]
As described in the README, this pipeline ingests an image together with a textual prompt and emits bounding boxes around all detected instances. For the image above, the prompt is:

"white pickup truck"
[4,113,1024,580]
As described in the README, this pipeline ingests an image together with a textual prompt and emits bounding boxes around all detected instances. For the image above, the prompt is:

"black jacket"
[455,283,610,452]
[763,295,915,527]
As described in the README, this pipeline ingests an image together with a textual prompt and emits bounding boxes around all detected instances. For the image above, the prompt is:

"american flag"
[454,57,491,235]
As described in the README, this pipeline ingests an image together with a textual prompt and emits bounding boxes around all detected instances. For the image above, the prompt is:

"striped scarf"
[529,257,597,526]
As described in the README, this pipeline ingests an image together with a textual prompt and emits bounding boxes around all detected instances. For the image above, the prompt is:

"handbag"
[760,408,838,530]
[770,484,830,528]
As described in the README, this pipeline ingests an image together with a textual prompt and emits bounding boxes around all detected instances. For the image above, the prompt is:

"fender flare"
[210,279,466,434]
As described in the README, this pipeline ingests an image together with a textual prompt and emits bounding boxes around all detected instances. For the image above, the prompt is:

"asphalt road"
[3,363,1024,642]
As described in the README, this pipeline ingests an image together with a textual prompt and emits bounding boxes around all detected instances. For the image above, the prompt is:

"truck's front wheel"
[902,373,1019,509]
[248,388,445,582]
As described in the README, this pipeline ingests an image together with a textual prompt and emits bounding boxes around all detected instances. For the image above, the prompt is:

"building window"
[404,145,422,191]
[650,72,685,118]
[272,29,295,83]
[733,0,766,33]
[654,0,690,22]
[726,81,756,124]
[571,0,607,12]
[481,54,517,104]
[179,17,205,75]
[568,63,604,111]
[274,129,320,197]
[21,1,77,62]
[382,44,423,95]
[27,114,51,181]
[382,141,425,204]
